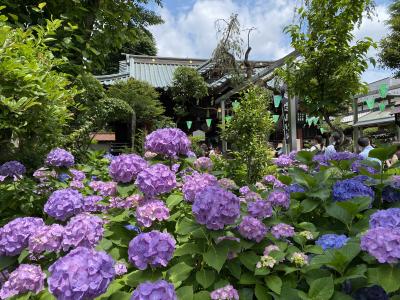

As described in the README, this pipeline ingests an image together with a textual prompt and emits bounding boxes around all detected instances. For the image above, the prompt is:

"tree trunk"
[131,111,136,152]
[323,114,344,149]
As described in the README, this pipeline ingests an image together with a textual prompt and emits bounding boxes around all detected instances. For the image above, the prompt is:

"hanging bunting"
[273,95,282,108]
[306,117,313,126]
[379,103,386,112]
[312,116,319,126]
[272,115,280,123]
[379,83,389,98]
[365,98,375,110]
[206,118,212,127]
[320,128,326,134]
[186,121,192,129]
[232,100,240,111]
[225,116,233,122]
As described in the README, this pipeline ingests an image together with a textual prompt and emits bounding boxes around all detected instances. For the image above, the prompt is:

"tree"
[2,0,163,74]
[379,0,400,77]
[280,0,376,136]
[222,86,274,183]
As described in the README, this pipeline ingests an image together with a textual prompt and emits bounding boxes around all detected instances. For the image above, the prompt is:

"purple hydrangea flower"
[238,216,268,242]
[313,154,329,167]
[274,154,294,168]
[144,151,158,159]
[244,191,262,202]
[194,157,213,171]
[0,264,45,299]
[351,160,379,174]
[285,183,306,194]
[128,231,176,270]
[171,163,180,173]
[45,148,75,167]
[332,178,374,202]
[62,213,104,251]
[382,186,400,203]
[289,151,298,161]
[192,185,240,230]
[271,223,295,239]
[136,200,170,227]
[28,224,64,255]
[263,245,280,256]
[48,247,115,300]
[0,217,44,256]
[136,164,176,197]
[82,195,104,212]
[44,188,84,221]
[89,181,117,197]
[114,263,127,276]
[369,208,400,229]
[109,154,148,183]
[328,151,361,161]
[360,227,400,263]
[182,173,218,202]
[108,196,138,209]
[239,186,251,195]
[103,153,115,161]
[69,169,85,181]
[58,173,70,182]
[392,176,400,189]
[33,167,56,182]
[0,161,26,177]
[131,280,177,300]
[70,180,84,190]
[267,190,290,209]
[248,199,273,219]
[210,285,239,300]
[316,234,349,250]
[145,128,192,159]
[218,178,238,190]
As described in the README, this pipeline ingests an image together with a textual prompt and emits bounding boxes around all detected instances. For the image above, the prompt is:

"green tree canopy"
[280,0,376,131]
[379,0,400,77]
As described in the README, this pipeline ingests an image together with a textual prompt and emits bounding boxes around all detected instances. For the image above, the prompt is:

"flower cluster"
[290,252,308,266]
[0,160,26,178]
[136,164,176,196]
[89,181,117,196]
[256,255,277,269]
[44,188,84,221]
[0,217,44,256]
[313,154,329,167]
[194,156,213,171]
[48,247,115,300]
[328,151,361,161]
[131,280,177,300]
[285,183,306,194]
[128,231,176,270]
[360,227,400,263]
[248,199,272,219]
[218,178,238,190]
[0,264,45,299]
[144,128,192,158]
[316,234,349,250]
[62,213,104,251]
[299,231,314,240]
[332,178,374,202]
[114,263,127,276]
[109,154,148,183]
[69,169,85,181]
[274,154,294,168]
[45,148,74,167]
[271,223,295,239]
[351,160,379,174]
[29,224,64,255]
[369,208,400,229]
[192,185,240,230]
[82,195,104,212]
[267,190,290,209]
[238,216,268,242]
[210,285,239,300]
[135,200,170,227]
[264,245,280,256]
[109,195,142,209]
[239,186,251,195]
[382,185,400,203]
[244,191,262,202]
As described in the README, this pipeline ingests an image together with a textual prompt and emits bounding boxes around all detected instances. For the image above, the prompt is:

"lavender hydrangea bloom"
[271,223,295,239]
[192,185,240,230]
[0,161,26,177]
[218,178,238,190]
[128,231,176,270]
[28,224,64,255]
[267,190,290,209]
[109,154,148,183]
[382,186,400,203]
[264,245,280,256]
[89,181,117,196]
[70,180,84,190]
[238,216,268,242]
[45,148,75,167]
[248,199,273,219]
[316,234,349,250]
[0,217,44,256]
[329,151,361,161]
[136,164,176,196]
[0,264,45,299]
[194,157,213,171]
[131,280,177,300]
[210,285,239,300]
[69,169,85,181]
[239,186,251,195]
[58,173,70,182]
[392,176,400,188]
[263,175,277,184]
[244,191,262,202]
[145,128,192,159]
[82,195,104,212]
[114,263,127,276]
[289,151,298,161]
[313,154,329,166]
[274,154,294,168]
[360,227,400,263]
[44,188,84,221]
[182,173,218,202]
[285,183,306,194]
[108,196,139,209]
[48,247,115,300]
[332,178,374,202]
[136,200,170,227]
[351,160,379,174]
[369,208,400,229]
[62,213,104,251]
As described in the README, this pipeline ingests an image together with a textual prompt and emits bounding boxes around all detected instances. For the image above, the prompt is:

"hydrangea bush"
[0,129,399,300]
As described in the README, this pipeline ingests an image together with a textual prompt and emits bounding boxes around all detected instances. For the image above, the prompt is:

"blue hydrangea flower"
[332,178,374,202]
[316,234,349,250]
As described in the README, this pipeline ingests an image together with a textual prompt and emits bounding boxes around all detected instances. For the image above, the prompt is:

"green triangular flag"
[320,128,326,134]
[306,117,313,126]
[273,95,282,108]
[186,121,192,129]
[379,84,389,98]
[379,103,386,112]
[225,116,232,122]
[232,100,240,110]
[206,118,212,127]
[365,98,375,109]
[272,115,280,123]
[312,116,319,126]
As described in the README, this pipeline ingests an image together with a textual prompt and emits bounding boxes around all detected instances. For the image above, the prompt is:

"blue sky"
[148,0,395,83]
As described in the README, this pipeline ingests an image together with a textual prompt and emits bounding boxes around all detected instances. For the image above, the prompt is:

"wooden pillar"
[288,95,297,151]
[221,100,227,153]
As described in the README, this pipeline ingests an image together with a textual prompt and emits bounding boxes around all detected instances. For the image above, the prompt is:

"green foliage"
[222,86,274,183]
[279,0,376,129]
[0,13,78,167]
[171,67,209,104]
[379,0,400,77]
